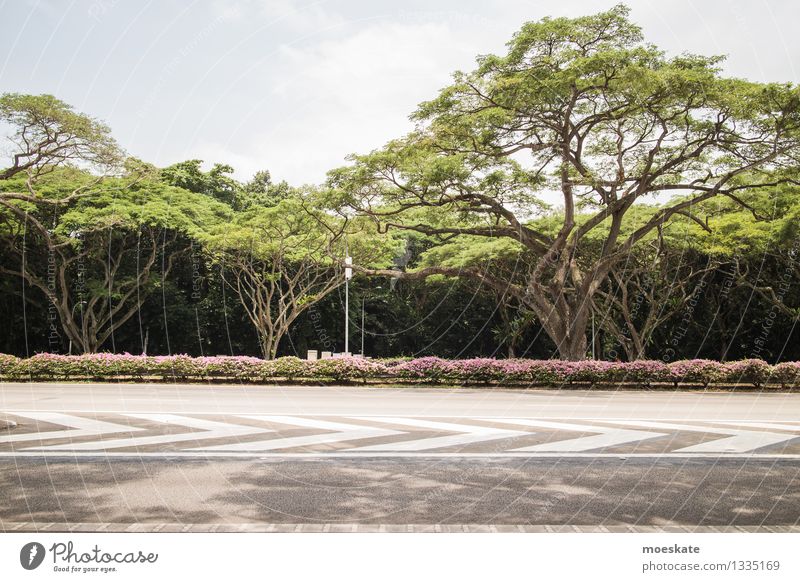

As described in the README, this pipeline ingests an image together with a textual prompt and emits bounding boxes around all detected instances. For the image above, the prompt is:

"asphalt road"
[1,383,799,531]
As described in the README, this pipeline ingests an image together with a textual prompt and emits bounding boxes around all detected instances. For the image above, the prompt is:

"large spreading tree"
[0,167,231,353]
[205,191,394,359]
[0,93,120,182]
[0,93,231,353]
[330,5,800,359]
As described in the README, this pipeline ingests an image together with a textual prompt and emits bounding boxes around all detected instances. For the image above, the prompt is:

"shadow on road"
[2,458,799,528]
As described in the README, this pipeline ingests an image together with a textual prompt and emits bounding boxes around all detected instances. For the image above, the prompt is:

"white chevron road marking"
[27,414,274,451]
[604,420,800,453]
[709,421,800,432]
[2,452,800,459]
[0,412,143,445]
[347,417,529,451]
[194,415,403,452]
[483,419,667,452]
[2,414,798,456]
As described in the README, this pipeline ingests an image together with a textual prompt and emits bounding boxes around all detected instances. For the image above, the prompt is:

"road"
[1,382,799,532]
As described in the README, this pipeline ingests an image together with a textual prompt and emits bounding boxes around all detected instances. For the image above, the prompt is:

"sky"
[1,0,799,186]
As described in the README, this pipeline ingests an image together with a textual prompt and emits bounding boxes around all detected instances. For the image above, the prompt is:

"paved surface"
[5,523,800,533]
[1,383,799,531]
[2,382,798,418]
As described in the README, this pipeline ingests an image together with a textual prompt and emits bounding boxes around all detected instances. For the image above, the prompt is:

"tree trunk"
[258,327,285,360]
[530,297,591,361]
[535,311,589,360]
[258,332,274,360]
[561,332,588,361]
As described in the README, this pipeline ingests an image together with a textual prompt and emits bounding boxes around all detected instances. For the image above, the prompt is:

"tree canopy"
[329,4,800,359]
[1,6,799,362]
[0,93,121,180]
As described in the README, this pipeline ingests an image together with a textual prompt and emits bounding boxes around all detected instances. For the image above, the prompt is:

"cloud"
[181,0,800,186]
[191,16,487,184]
[208,0,345,31]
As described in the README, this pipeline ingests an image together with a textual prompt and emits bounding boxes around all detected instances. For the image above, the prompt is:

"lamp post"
[344,256,352,355]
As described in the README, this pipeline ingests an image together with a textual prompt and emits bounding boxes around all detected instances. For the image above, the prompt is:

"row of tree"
[1,6,799,362]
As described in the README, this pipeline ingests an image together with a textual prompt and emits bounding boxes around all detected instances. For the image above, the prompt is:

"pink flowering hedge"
[0,353,797,387]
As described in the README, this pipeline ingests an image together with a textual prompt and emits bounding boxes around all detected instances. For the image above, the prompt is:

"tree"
[494,298,536,358]
[700,183,800,316]
[411,235,539,358]
[206,191,394,359]
[691,183,800,360]
[241,170,292,209]
[330,5,800,359]
[593,233,717,360]
[0,167,231,353]
[0,92,124,211]
[0,93,121,182]
[160,159,240,207]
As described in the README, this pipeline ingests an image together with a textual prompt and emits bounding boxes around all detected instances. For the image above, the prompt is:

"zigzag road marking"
[0,412,143,445]
[604,420,800,453]
[347,417,529,451]
[479,419,667,452]
[194,416,403,452]
[709,421,800,432]
[2,452,800,459]
[2,414,798,456]
[26,414,274,451]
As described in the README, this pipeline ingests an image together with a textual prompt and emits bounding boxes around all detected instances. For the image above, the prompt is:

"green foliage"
[160,159,240,207]
[676,183,800,257]
[0,93,121,177]
[0,167,232,238]
[206,187,398,269]
[3,5,800,362]
[241,169,293,208]
[329,4,800,359]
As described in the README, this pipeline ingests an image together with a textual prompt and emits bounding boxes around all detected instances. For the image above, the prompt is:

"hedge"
[0,353,798,388]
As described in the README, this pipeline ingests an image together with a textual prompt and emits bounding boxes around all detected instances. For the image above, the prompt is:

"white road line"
[26,414,273,451]
[346,417,529,451]
[194,416,402,452]
[481,419,667,452]
[0,412,143,444]
[707,421,800,431]
[3,411,799,422]
[0,452,798,459]
[604,420,800,453]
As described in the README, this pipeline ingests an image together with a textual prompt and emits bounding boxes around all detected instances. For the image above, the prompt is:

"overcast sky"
[1,0,798,185]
